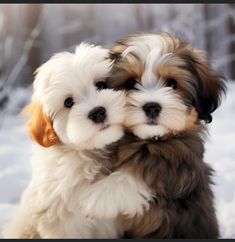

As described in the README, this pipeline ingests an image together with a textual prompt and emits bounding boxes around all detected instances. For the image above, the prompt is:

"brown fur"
[112,128,218,238]
[22,102,59,147]
[107,32,226,238]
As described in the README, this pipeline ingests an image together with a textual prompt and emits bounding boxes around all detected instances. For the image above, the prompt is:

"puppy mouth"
[98,123,110,131]
[125,120,158,130]
[146,119,158,125]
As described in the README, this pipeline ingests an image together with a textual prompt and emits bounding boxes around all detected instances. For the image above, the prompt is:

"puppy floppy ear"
[191,50,226,123]
[22,102,59,147]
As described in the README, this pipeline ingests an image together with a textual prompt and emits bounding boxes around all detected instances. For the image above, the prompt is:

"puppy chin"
[79,124,124,150]
[131,124,169,140]
[92,124,124,149]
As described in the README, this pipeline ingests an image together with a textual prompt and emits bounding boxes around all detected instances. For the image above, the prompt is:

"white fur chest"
[22,145,120,238]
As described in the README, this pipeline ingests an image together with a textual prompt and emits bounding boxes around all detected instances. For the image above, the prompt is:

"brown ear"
[22,102,59,147]
[192,50,226,123]
[178,49,226,123]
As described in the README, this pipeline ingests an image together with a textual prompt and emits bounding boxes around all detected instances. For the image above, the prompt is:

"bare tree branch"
[3,6,48,89]
[0,6,49,129]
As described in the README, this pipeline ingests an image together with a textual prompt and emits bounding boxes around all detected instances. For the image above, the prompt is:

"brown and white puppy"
[78,32,226,238]
[107,32,226,238]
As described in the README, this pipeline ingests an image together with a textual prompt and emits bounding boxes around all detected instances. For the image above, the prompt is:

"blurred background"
[0,4,235,238]
[0,4,235,114]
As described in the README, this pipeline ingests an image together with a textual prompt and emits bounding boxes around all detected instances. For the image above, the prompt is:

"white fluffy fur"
[3,43,152,238]
[3,148,122,238]
[78,171,153,219]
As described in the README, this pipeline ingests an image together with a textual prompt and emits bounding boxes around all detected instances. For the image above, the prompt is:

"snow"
[205,81,235,238]
[0,82,235,238]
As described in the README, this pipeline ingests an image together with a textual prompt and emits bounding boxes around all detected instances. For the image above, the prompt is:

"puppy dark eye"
[96,81,107,90]
[166,79,177,89]
[64,97,74,108]
[125,78,138,90]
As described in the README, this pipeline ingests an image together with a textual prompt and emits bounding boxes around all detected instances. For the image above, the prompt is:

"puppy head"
[108,32,226,140]
[23,43,125,150]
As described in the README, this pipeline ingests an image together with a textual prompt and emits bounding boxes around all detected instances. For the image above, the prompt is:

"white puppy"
[3,43,130,238]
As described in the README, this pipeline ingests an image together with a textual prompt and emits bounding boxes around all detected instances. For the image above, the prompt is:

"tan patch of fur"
[159,32,188,53]
[157,65,190,84]
[22,102,59,147]
[185,108,200,131]
[124,54,144,79]
[112,44,127,55]
[108,54,143,89]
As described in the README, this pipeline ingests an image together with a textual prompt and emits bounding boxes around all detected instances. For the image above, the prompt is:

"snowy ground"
[0,82,235,238]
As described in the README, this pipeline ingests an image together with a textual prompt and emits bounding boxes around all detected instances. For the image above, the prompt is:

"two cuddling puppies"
[3,32,226,238]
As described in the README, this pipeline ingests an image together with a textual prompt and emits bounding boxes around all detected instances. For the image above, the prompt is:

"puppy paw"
[78,172,153,219]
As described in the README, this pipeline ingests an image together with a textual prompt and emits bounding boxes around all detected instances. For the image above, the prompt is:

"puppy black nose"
[143,102,162,119]
[88,106,107,123]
